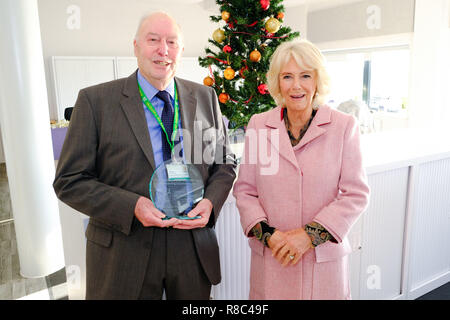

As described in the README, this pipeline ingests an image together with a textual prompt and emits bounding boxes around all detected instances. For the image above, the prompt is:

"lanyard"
[138,83,180,153]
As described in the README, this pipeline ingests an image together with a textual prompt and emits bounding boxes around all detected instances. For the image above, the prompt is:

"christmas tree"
[198,0,300,129]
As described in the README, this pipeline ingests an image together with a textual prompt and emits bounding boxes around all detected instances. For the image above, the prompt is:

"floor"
[1,163,49,299]
[25,280,450,300]
[416,282,450,300]
[0,163,66,300]
[0,219,67,300]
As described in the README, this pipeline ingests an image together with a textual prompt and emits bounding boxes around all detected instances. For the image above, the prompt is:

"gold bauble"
[212,28,226,43]
[249,49,261,62]
[265,17,281,33]
[221,11,230,21]
[203,76,214,86]
[224,67,235,80]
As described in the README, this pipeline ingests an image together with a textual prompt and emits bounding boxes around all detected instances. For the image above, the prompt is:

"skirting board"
[407,271,450,300]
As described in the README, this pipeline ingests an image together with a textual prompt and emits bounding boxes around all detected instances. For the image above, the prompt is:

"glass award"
[149,159,204,219]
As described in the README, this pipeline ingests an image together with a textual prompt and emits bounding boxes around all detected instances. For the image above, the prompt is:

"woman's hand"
[267,230,288,251]
[270,228,313,267]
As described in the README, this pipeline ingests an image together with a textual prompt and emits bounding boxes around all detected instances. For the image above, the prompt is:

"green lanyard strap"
[138,83,180,152]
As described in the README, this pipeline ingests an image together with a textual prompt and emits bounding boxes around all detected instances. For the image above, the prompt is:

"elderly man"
[53,11,236,300]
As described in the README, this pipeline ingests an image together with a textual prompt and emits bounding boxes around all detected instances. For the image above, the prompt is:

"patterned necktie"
[156,90,175,162]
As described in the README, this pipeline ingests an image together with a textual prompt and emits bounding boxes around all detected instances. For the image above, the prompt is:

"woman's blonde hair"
[266,39,330,107]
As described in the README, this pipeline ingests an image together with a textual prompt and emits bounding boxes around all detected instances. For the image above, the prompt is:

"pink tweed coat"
[233,105,370,300]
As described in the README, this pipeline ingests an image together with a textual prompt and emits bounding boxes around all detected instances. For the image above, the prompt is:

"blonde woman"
[233,39,370,299]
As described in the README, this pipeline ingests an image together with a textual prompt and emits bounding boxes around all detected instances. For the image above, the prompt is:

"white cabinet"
[357,168,409,299]
[115,57,138,79]
[50,56,206,121]
[51,56,116,120]
[406,158,450,299]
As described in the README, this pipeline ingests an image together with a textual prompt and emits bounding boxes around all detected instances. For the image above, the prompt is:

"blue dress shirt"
[137,70,184,168]
[137,70,192,214]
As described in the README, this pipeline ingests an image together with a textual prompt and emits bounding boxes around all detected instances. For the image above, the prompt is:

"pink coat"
[233,105,370,300]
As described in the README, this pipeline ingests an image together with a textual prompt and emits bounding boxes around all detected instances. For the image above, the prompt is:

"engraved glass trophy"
[149,159,204,219]
[140,82,204,219]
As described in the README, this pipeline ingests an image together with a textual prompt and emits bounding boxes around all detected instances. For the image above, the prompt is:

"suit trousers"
[138,227,211,300]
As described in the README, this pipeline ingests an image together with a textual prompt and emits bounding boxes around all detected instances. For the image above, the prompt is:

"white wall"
[37,0,217,120]
[36,0,307,120]
[408,0,450,129]
[307,0,415,43]
[307,0,450,131]
[284,4,308,39]
[32,0,450,128]
[37,0,307,58]
[37,0,219,58]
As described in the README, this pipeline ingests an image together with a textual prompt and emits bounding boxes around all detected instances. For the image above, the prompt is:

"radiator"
[211,194,251,300]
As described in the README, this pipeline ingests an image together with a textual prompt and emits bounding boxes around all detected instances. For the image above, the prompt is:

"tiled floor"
[1,163,64,300]
[0,221,49,299]
[0,219,67,299]
[0,163,12,222]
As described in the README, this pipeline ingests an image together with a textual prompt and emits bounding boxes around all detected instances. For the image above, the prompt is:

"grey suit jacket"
[53,71,237,299]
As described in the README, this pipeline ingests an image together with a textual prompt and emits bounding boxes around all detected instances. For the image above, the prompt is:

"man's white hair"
[134,11,184,45]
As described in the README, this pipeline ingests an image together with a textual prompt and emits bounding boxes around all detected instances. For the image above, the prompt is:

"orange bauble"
[277,12,284,20]
[223,67,236,80]
[221,11,230,21]
[250,49,261,62]
[219,92,230,104]
[203,76,214,86]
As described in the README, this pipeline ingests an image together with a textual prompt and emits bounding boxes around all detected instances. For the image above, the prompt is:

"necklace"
[283,108,317,146]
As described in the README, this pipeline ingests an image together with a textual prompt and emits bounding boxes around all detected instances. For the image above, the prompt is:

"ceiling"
[283,0,365,11]
[158,0,366,11]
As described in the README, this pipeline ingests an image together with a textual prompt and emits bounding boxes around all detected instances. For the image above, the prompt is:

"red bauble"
[258,83,269,95]
[223,45,232,53]
[260,0,270,11]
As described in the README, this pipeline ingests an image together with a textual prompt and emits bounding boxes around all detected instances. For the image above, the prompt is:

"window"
[324,52,365,109]
[323,46,411,132]
[369,49,410,113]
